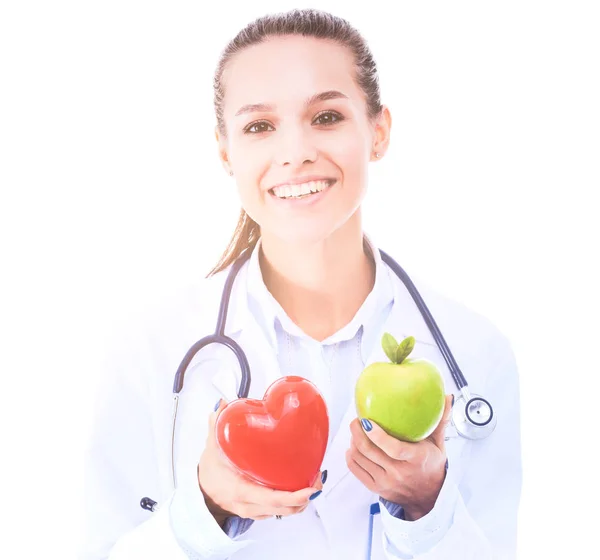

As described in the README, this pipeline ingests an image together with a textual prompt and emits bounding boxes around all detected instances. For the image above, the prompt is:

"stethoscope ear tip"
[140,497,157,512]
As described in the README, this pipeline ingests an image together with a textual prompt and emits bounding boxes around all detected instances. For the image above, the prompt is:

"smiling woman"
[208,20,390,282]
[79,8,522,560]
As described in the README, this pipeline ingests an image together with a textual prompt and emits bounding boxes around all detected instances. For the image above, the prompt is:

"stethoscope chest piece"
[451,394,497,440]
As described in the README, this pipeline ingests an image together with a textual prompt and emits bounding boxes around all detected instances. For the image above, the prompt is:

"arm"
[77,325,253,560]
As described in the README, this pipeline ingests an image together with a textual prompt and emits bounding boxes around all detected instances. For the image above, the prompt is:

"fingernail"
[361,418,372,432]
[214,399,221,412]
[321,470,328,484]
[445,458,449,471]
[309,490,322,501]
[451,395,455,407]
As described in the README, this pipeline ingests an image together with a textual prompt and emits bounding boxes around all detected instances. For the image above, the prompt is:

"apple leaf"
[382,332,400,363]
[395,336,415,364]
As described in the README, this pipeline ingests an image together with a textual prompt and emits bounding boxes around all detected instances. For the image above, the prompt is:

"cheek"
[328,136,369,185]
[233,159,267,211]
[235,180,264,224]
[230,130,370,223]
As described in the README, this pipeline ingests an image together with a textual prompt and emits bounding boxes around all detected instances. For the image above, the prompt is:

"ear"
[370,104,392,161]
[215,125,232,176]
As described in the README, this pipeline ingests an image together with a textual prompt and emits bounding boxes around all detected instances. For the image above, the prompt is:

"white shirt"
[246,234,395,444]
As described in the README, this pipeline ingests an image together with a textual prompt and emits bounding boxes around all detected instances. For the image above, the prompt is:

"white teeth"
[272,180,332,199]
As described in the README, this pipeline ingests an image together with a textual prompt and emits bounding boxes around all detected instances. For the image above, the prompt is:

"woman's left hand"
[346,394,454,521]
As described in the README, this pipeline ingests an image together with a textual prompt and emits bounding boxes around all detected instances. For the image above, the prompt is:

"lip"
[267,176,336,191]
[268,179,337,207]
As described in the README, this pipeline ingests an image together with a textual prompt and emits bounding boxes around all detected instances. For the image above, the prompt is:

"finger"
[241,481,319,508]
[297,502,310,514]
[307,470,325,493]
[206,397,228,448]
[348,422,388,473]
[250,514,273,521]
[358,417,417,461]
[250,502,309,520]
[348,437,386,479]
[345,449,376,490]
[208,397,228,429]
[240,470,325,507]
[272,503,309,517]
[264,501,310,519]
[238,502,308,520]
[429,394,454,451]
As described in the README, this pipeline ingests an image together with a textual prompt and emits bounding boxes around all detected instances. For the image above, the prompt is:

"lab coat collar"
[224,235,435,351]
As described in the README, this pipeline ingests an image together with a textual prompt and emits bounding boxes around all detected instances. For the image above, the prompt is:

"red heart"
[215,376,329,492]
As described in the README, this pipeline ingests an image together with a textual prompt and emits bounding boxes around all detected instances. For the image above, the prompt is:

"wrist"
[403,501,434,521]
[201,486,230,527]
[397,463,446,521]
[197,465,232,528]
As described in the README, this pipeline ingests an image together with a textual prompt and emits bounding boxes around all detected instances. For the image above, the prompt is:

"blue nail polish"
[445,458,449,472]
[451,395,455,407]
[321,470,328,484]
[361,418,372,432]
[214,399,221,411]
[309,490,322,501]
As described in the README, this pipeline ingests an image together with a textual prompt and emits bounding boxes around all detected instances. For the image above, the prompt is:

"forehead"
[222,35,362,116]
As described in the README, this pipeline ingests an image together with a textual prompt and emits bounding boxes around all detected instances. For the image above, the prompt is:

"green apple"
[355,333,445,442]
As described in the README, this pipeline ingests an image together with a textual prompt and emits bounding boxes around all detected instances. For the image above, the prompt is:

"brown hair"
[207,8,383,277]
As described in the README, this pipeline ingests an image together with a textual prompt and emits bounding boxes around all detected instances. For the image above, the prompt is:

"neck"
[259,215,375,342]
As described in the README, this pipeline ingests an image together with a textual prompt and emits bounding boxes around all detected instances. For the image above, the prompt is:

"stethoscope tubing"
[173,247,469,399]
[141,245,494,558]
[172,250,252,396]
[378,250,468,391]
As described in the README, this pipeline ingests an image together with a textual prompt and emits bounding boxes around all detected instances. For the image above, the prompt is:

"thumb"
[429,394,454,451]
[207,397,228,446]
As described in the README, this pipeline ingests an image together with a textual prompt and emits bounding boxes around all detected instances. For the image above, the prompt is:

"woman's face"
[218,35,390,245]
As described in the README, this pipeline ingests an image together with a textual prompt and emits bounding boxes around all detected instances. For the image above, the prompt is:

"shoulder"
[117,266,232,338]
[99,266,236,387]
[374,238,512,368]
[418,274,507,346]
[146,267,231,331]
[404,270,518,390]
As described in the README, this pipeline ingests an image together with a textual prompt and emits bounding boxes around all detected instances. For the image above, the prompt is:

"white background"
[1,1,598,558]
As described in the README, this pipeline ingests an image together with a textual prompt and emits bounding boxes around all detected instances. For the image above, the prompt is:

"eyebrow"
[234,90,349,117]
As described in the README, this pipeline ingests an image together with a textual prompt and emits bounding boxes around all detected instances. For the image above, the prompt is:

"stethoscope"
[140,247,497,558]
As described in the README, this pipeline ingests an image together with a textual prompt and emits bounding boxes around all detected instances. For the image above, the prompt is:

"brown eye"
[313,111,344,125]
[244,121,274,134]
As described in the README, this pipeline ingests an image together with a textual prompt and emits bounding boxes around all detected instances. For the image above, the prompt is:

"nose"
[274,123,318,167]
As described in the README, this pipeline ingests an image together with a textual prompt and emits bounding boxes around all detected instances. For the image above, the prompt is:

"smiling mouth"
[269,179,336,200]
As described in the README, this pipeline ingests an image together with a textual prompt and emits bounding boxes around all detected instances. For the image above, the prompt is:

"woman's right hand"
[197,399,325,526]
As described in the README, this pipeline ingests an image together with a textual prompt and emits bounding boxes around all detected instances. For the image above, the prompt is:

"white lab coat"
[79,252,521,560]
